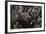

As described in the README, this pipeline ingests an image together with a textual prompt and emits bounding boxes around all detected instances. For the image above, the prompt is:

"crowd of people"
[10,5,42,29]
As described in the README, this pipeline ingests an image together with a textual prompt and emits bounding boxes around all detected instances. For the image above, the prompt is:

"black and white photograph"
[7,2,45,33]
[10,5,42,29]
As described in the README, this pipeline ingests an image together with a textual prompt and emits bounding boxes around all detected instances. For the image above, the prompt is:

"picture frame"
[5,1,45,33]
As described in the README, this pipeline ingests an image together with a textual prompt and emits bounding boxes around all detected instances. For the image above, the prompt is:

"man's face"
[29,7,39,17]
